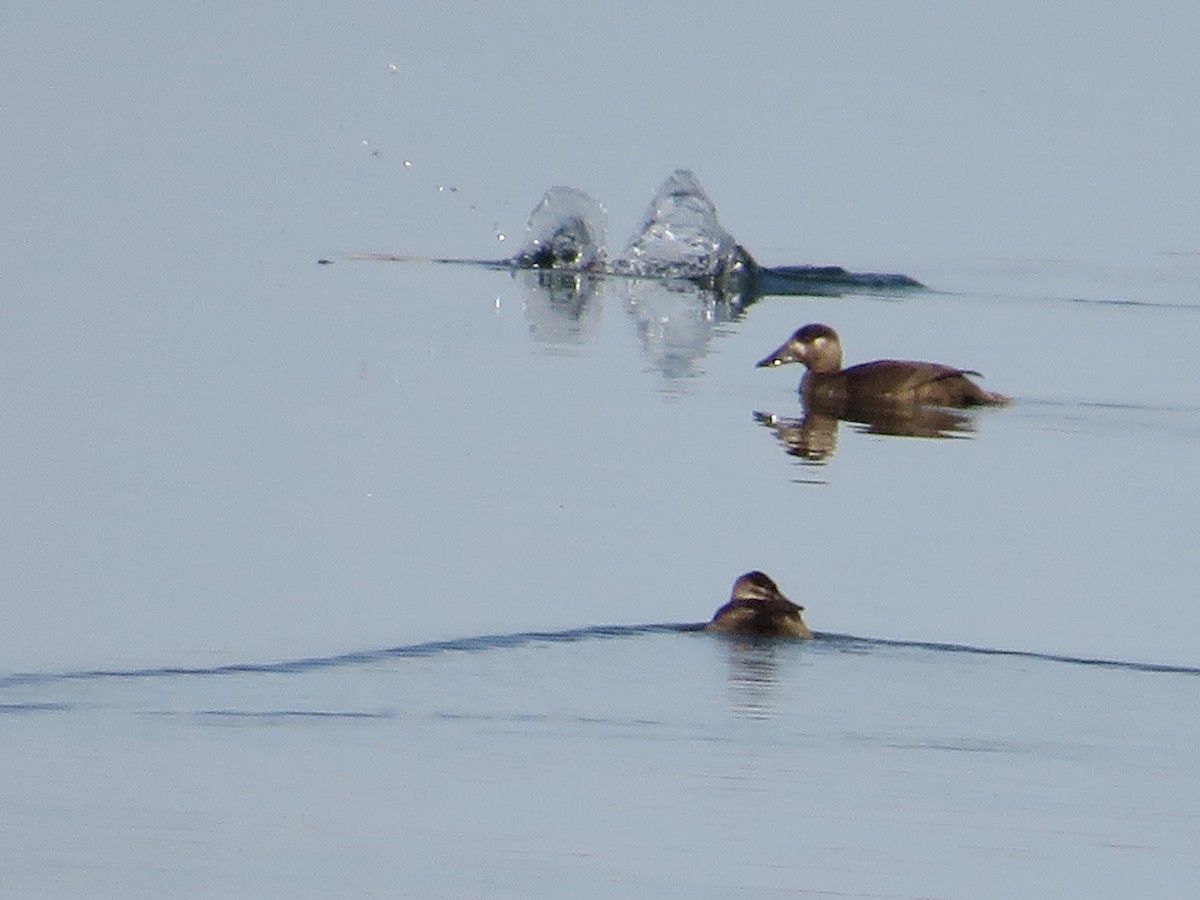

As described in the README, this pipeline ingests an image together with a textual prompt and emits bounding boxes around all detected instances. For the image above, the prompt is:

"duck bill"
[755,342,801,368]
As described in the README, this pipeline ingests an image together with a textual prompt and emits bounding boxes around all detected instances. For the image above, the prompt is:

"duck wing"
[842,361,1005,406]
[708,596,806,634]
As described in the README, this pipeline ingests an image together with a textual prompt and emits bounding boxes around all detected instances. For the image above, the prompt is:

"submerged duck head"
[756,323,843,373]
[707,571,814,639]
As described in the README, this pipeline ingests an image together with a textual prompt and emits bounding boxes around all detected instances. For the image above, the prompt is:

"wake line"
[819,633,1200,676]
[0,624,697,689]
[1,624,1196,689]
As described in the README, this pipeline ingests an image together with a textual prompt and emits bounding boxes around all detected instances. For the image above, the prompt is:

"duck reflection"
[705,571,813,718]
[755,402,975,463]
[722,638,785,719]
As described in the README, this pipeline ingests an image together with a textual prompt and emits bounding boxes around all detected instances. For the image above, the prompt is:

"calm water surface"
[5,262,1200,899]
[4,2,1200,898]
[4,626,1200,899]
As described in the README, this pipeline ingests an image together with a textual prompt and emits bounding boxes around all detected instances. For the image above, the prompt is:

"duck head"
[710,570,813,639]
[730,571,796,605]
[756,323,843,374]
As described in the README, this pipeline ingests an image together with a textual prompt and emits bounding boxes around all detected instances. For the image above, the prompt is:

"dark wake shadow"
[346,251,923,307]
[2,624,1195,690]
[752,264,923,296]
[342,170,923,315]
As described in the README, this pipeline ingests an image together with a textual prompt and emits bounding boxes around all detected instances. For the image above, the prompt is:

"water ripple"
[195,709,395,721]
[1,624,1195,690]
[0,701,76,714]
[819,633,1200,676]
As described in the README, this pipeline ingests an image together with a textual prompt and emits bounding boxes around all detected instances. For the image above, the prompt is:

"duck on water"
[756,323,1009,409]
[707,571,813,638]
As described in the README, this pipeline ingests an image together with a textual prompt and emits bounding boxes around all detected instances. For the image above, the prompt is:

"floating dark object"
[707,571,813,639]
[757,323,1008,408]
[348,169,924,300]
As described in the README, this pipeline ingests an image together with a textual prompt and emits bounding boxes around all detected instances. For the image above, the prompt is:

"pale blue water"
[4,629,1200,898]
[3,2,1200,898]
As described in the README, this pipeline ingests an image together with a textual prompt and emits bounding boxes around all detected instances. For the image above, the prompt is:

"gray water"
[3,3,1200,898]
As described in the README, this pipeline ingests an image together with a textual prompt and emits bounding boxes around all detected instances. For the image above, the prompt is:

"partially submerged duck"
[756,323,1009,408]
[707,571,813,638]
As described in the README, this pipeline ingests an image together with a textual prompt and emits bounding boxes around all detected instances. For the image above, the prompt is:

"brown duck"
[756,323,1009,408]
[707,571,813,638]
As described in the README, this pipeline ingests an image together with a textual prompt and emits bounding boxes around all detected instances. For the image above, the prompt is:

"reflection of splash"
[755,402,976,464]
[623,278,752,379]
[518,263,758,374]
[519,269,603,347]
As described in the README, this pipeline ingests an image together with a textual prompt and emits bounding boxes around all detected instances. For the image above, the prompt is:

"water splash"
[616,169,754,290]
[513,186,608,270]
[510,171,752,285]
[352,169,921,297]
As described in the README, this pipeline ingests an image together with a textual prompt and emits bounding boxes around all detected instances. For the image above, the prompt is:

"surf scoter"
[756,323,1009,408]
